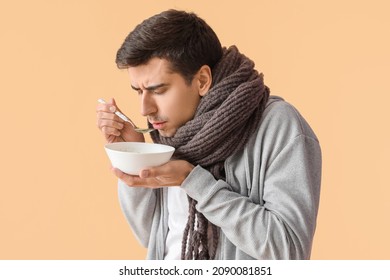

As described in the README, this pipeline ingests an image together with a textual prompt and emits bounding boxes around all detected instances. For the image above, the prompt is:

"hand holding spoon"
[97,98,155,134]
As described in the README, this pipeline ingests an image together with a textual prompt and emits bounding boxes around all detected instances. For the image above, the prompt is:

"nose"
[140,93,157,117]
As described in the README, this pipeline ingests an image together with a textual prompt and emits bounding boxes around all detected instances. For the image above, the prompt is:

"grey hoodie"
[118,96,322,259]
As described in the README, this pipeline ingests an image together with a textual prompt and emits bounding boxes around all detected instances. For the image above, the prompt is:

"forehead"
[127,58,176,87]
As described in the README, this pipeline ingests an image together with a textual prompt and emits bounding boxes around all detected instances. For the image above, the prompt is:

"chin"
[159,128,177,138]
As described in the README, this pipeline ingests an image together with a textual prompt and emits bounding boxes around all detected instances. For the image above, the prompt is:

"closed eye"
[131,83,168,95]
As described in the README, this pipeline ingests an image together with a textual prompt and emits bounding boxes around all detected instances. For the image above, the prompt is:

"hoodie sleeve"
[118,180,158,248]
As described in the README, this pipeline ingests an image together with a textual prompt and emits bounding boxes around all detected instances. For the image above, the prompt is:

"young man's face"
[128,58,205,137]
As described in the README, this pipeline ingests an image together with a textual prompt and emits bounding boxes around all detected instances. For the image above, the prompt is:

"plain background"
[1,0,389,259]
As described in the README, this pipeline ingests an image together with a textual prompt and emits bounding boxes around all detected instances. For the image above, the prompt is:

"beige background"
[1,0,389,259]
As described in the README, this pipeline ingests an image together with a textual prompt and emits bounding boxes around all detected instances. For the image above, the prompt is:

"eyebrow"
[131,83,168,91]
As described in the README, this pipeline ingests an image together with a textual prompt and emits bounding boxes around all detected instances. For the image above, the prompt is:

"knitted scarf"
[150,45,270,259]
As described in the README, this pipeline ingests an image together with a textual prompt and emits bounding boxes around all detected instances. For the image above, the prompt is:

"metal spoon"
[97,98,155,134]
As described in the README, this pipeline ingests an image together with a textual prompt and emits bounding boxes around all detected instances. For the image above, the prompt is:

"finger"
[109,98,126,114]
[96,103,117,114]
[101,126,121,136]
[139,164,171,179]
[109,98,117,106]
[97,115,124,130]
[97,111,125,125]
[97,120,124,135]
[111,167,136,184]
[112,167,158,187]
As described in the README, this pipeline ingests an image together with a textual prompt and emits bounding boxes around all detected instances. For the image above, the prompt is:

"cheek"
[158,85,201,128]
[160,92,188,113]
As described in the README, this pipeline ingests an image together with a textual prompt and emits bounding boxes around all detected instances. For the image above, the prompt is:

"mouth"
[151,121,167,130]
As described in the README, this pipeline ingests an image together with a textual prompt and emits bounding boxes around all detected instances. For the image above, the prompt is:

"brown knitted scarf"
[150,45,270,259]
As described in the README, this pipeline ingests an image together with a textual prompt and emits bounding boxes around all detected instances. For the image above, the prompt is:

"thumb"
[140,162,174,178]
[140,166,163,178]
[140,168,152,178]
[109,97,123,113]
[109,97,117,106]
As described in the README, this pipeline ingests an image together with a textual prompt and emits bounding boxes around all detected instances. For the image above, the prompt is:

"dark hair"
[116,9,223,84]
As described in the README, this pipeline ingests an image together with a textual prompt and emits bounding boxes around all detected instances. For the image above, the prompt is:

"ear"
[196,65,212,96]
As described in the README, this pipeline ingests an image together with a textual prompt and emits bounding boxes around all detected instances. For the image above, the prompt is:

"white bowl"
[104,142,175,175]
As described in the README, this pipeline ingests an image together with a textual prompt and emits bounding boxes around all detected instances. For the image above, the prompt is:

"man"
[96,9,321,260]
